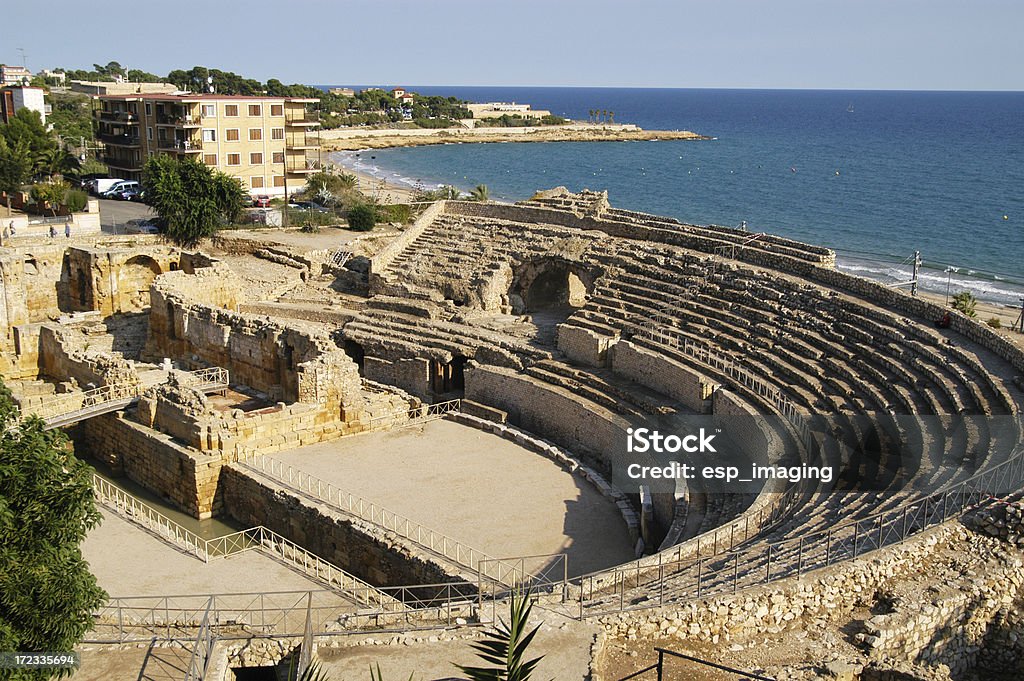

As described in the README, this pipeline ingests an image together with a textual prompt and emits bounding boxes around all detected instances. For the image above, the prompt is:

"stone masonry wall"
[221,465,458,588]
[609,340,715,413]
[75,411,223,518]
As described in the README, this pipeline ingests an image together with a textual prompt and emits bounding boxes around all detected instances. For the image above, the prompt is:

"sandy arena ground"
[270,419,637,577]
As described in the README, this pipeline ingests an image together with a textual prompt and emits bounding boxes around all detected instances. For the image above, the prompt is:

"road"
[97,198,152,234]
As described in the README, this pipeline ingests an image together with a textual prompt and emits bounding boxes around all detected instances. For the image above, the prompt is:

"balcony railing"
[99,133,141,147]
[156,114,201,127]
[157,138,202,152]
[285,134,320,149]
[97,110,139,123]
[284,113,320,127]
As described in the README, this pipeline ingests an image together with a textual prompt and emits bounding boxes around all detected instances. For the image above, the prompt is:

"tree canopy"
[0,378,107,678]
[143,155,246,246]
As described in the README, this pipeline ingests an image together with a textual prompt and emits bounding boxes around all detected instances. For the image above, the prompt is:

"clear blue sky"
[2,0,1022,90]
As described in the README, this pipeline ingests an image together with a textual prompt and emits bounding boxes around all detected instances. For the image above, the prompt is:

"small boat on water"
[847,103,855,113]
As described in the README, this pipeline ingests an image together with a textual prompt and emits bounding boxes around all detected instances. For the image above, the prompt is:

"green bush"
[986,316,1002,329]
[347,204,377,231]
[951,291,978,318]
[378,203,413,224]
[65,188,88,213]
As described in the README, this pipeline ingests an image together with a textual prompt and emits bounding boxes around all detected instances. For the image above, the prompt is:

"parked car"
[91,178,126,196]
[292,200,329,213]
[241,194,254,208]
[114,187,143,201]
[253,195,271,208]
[124,218,160,234]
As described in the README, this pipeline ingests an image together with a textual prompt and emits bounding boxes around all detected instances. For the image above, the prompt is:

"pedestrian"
[49,224,57,239]
[8,221,14,238]
[1,224,8,246]
[65,221,71,239]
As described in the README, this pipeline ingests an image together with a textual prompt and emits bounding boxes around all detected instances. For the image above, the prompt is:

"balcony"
[99,133,141,147]
[285,160,318,174]
[157,138,202,153]
[284,112,320,127]
[156,114,201,127]
[102,157,142,173]
[284,133,320,150]
[97,110,139,124]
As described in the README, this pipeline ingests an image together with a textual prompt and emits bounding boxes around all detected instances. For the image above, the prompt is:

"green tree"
[0,135,33,193]
[468,184,490,202]
[0,377,107,678]
[29,180,71,216]
[347,204,377,231]
[456,591,545,681]
[952,291,978,318]
[143,155,245,246]
[1,108,58,177]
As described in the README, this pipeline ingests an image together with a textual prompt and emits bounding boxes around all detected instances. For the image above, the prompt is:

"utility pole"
[1017,298,1024,334]
[911,251,921,297]
[945,266,953,306]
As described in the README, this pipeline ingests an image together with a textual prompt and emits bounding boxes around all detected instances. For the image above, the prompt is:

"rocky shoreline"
[319,124,709,151]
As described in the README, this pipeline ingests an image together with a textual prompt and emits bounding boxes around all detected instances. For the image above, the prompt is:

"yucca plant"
[456,591,546,681]
[286,658,330,681]
[369,662,413,680]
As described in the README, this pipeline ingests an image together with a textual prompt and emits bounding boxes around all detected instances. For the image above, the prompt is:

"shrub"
[951,291,978,318]
[378,203,413,224]
[65,188,88,213]
[986,316,1002,329]
[347,204,377,231]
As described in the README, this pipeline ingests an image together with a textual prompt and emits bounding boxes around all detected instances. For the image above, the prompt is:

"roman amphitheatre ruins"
[2,188,1024,680]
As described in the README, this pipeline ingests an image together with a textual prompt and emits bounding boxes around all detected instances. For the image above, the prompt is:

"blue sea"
[325,87,1024,308]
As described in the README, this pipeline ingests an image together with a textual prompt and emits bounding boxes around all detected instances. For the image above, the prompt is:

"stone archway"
[510,258,597,314]
[121,255,163,311]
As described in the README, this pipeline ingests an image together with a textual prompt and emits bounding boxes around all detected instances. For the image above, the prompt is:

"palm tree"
[588,109,594,124]
[36,145,80,179]
[608,111,615,125]
[468,184,490,202]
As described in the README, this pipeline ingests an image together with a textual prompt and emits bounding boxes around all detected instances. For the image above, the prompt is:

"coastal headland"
[320,123,709,151]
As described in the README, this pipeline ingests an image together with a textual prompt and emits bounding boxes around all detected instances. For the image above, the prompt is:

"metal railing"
[185,598,215,681]
[88,444,1024,643]
[238,452,505,582]
[363,398,461,430]
[89,581,495,643]
[93,475,210,561]
[92,475,394,609]
[29,367,229,428]
[620,647,775,680]
[573,443,1024,617]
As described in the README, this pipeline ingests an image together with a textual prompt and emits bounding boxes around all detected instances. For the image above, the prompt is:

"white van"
[92,178,126,196]
[102,180,141,197]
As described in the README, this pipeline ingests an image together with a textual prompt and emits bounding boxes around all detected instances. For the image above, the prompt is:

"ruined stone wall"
[370,200,447,278]
[609,340,715,413]
[38,323,139,388]
[220,465,458,588]
[75,411,223,518]
[363,356,431,400]
[556,324,616,368]
[64,246,181,316]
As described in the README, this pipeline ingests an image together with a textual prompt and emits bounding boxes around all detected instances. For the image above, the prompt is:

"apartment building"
[95,94,320,195]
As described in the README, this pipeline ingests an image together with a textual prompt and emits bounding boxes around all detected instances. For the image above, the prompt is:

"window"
[202,104,216,117]
[224,104,239,116]
[250,152,263,165]
[272,151,284,164]
[250,176,264,189]
[270,104,283,116]
[146,127,153,141]
[272,175,285,187]
[248,104,262,116]
[145,103,152,116]
[227,153,241,166]
[249,128,262,141]
[203,154,217,166]
[271,127,284,140]
[225,128,240,141]
[202,129,217,142]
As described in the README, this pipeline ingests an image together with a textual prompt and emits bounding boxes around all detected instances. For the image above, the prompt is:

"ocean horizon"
[324,86,1024,308]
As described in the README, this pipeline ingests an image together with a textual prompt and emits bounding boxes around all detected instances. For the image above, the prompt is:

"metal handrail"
[93,475,394,608]
[239,452,510,582]
[30,367,229,426]
[185,598,214,681]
